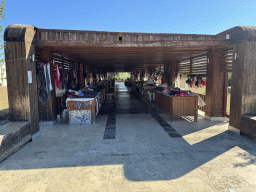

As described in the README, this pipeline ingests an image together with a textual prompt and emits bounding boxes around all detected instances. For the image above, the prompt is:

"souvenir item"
[76,102,81,109]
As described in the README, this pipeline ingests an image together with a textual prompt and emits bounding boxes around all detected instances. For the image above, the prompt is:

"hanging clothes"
[55,62,61,88]
[201,80,206,87]
[43,62,53,94]
[36,61,48,104]
[161,75,164,84]
[47,63,53,91]
[61,69,67,90]
[42,63,48,92]
[59,69,62,89]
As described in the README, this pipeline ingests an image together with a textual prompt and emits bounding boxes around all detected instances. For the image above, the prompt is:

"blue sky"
[2,0,256,35]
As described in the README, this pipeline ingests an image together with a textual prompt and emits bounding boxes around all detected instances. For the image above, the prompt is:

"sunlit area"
[182,124,228,145]
[115,72,131,81]
[2,0,256,190]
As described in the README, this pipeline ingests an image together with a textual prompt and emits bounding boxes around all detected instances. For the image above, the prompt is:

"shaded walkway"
[0,82,256,191]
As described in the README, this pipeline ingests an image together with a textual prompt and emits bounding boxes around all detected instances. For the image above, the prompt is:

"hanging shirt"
[55,63,60,88]
[43,63,50,93]
[42,63,48,92]
[43,63,53,94]
[47,63,53,91]
[37,62,48,104]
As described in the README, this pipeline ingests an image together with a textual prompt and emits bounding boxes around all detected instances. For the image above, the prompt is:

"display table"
[155,91,198,122]
[66,92,104,125]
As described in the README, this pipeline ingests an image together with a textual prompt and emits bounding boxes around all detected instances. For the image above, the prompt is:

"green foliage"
[114,72,131,80]
[228,72,232,80]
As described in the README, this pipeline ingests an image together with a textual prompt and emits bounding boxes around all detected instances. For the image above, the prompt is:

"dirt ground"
[0,86,9,120]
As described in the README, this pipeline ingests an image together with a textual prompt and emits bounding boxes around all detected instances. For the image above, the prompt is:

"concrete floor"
[0,82,256,192]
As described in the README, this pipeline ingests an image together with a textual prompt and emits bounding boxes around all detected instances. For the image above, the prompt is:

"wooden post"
[230,42,256,131]
[4,25,39,135]
[164,63,170,85]
[49,52,57,121]
[204,50,225,120]
[41,50,57,122]
[169,61,177,88]
[80,63,85,88]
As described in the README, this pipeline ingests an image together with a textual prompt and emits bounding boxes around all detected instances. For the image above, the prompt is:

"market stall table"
[66,92,104,125]
[154,91,199,122]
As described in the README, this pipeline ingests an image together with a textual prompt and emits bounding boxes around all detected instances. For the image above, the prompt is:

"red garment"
[180,91,185,96]
[55,63,60,88]
[59,70,62,88]
[161,76,164,84]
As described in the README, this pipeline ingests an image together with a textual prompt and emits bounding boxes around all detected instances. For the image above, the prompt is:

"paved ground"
[0,82,256,192]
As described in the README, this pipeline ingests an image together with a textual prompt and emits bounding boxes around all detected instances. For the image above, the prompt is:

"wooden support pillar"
[140,69,145,81]
[229,42,256,135]
[40,50,57,122]
[4,25,39,135]
[204,50,225,121]
[164,63,170,85]
[169,61,177,88]
[49,53,57,121]
[80,63,85,88]
[92,67,96,80]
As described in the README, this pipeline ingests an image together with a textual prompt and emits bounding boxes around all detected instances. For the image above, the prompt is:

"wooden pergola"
[4,24,256,141]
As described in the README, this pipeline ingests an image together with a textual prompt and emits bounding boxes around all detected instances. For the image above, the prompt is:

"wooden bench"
[0,121,31,162]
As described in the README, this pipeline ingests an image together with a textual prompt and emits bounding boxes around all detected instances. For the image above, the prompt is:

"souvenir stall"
[152,75,206,121]
[54,57,108,125]
[154,89,199,121]
[66,91,104,125]
[53,56,83,118]
[65,79,108,125]
[35,47,108,125]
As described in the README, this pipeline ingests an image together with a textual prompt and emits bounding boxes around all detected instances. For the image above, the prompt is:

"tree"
[0,0,5,83]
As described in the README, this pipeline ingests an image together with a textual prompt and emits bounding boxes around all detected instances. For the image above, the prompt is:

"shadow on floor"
[0,82,255,182]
